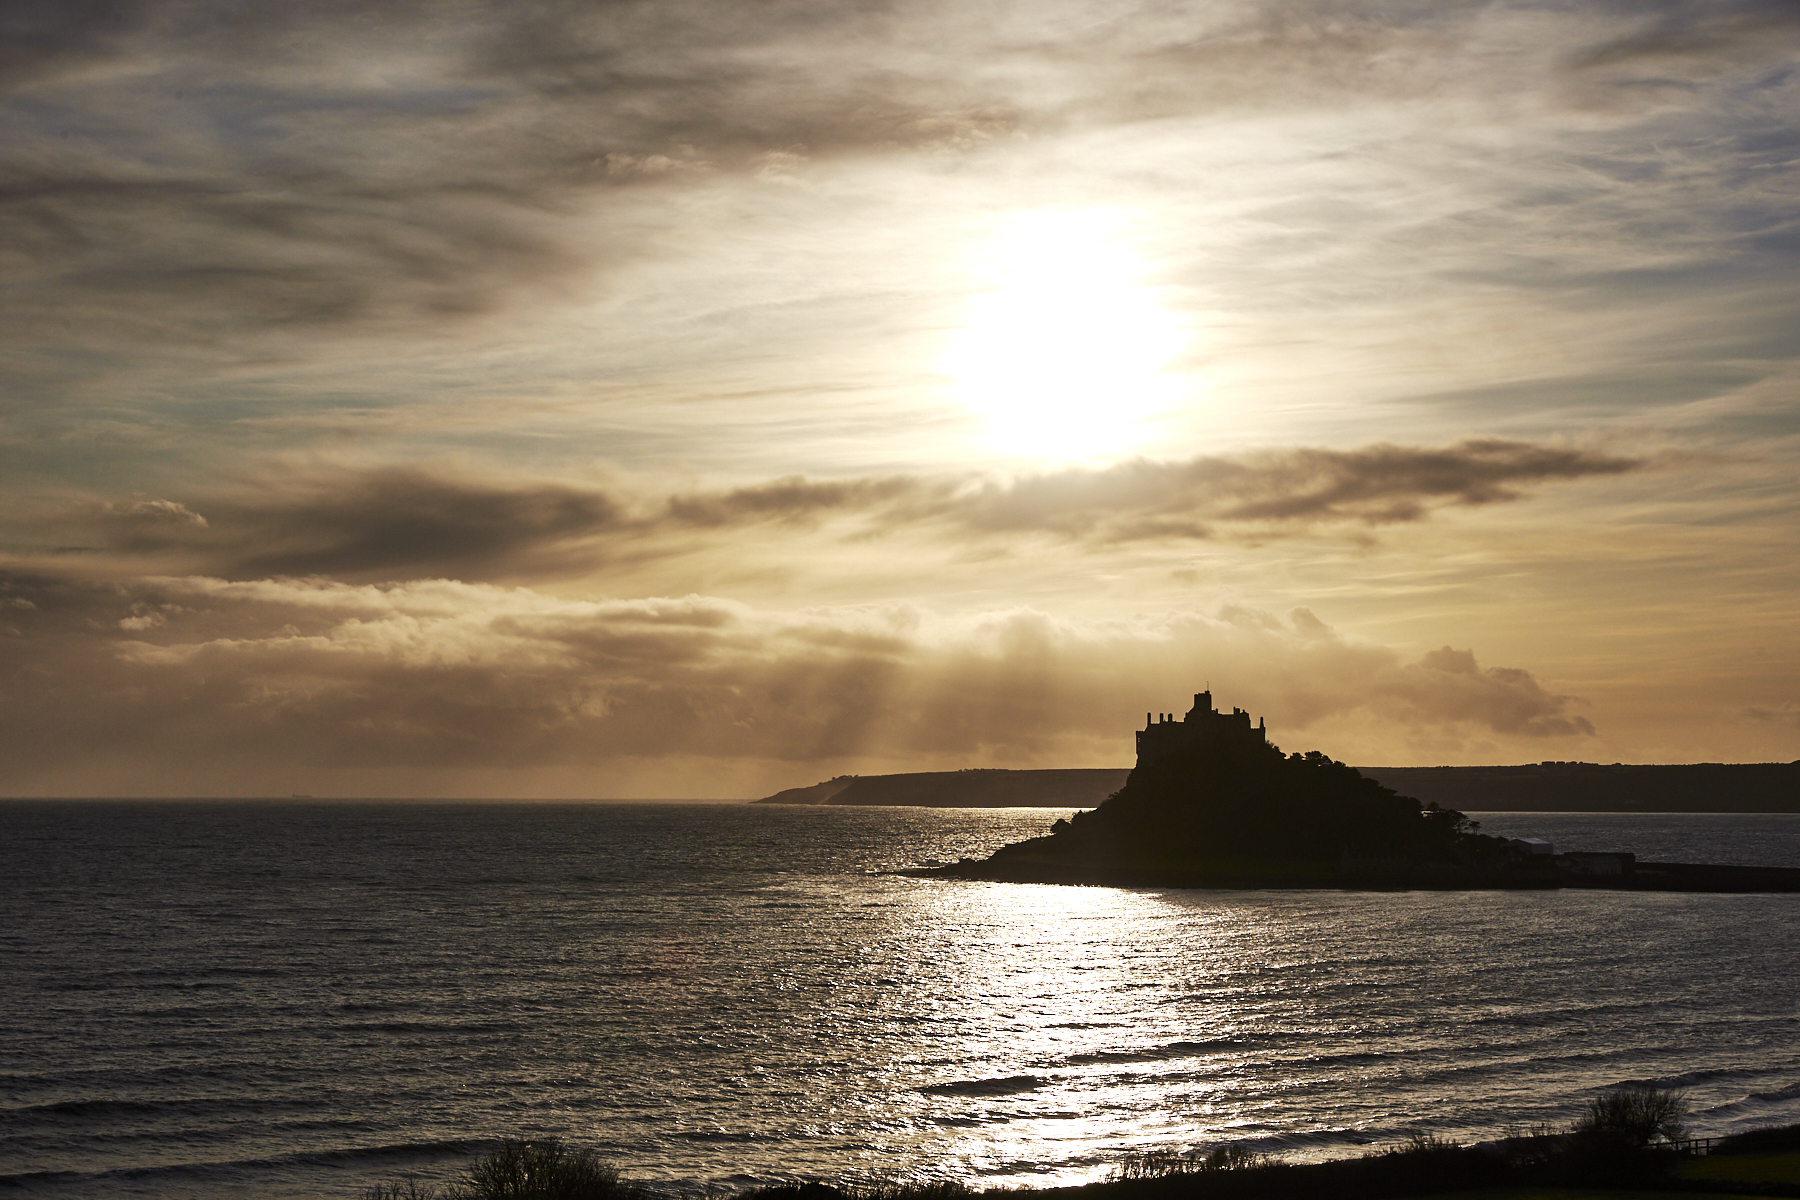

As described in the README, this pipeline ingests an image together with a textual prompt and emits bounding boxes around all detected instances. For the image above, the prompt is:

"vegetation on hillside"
[363,1088,1800,1200]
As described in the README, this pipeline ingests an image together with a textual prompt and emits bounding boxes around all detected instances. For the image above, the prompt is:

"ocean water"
[2,802,1797,1200]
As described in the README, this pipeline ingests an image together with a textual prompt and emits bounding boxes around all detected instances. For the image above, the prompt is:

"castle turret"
[1135,689,1269,765]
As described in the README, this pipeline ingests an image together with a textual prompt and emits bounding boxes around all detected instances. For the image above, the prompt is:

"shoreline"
[357,1121,1800,1200]
[913,859,1800,892]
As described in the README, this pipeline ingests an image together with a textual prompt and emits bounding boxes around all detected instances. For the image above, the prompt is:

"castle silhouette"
[1135,690,1268,765]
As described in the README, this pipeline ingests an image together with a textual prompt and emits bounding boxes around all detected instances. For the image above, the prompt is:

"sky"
[1,0,1797,798]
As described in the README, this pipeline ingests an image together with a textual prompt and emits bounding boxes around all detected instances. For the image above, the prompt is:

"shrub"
[454,1139,641,1200]
[364,1183,445,1200]
[1553,1084,1689,1185]
[1573,1084,1688,1149]
[364,1139,642,1200]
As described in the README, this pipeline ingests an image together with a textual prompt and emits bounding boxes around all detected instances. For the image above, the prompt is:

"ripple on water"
[2,802,1797,1200]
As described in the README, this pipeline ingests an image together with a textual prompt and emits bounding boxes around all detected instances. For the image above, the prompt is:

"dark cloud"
[58,468,626,580]
[666,475,920,527]
[42,440,1641,581]
[34,438,1642,580]
[212,469,626,579]
[1567,2,1800,72]
[0,0,157,90]
[666,439,1642,541]
[1203,440,1640,523]
[0,571,1597,794]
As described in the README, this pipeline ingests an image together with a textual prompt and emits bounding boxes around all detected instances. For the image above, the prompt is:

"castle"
[1135,690,1267,765]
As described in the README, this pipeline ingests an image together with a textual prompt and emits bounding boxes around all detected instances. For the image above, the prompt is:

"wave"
[5,1098,171,1119]
[1060,1038,1242,1067]
[919,1075,1047,1097]
[1692,1078,1800,1120]
[0,1139,481,1192]
[1638,1065,1797,1091]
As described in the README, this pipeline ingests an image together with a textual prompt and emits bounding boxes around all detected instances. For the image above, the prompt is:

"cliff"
[755,775,862,805]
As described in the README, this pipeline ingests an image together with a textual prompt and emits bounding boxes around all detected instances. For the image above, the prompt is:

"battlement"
[1134,690,1267,766]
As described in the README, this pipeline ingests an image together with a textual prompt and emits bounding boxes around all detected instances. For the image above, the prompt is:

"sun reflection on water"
[880,881,1267,1184]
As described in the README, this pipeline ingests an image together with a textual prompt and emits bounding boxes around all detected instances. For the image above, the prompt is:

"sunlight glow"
[944,210,1188,460]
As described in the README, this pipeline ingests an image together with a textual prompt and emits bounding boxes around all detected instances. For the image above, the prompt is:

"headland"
[755,768,1130,807]
[757,761,1800,813]
[919,691,1800,892]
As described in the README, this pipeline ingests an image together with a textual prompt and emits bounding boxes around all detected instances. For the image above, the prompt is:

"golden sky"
[2,1,1797,796]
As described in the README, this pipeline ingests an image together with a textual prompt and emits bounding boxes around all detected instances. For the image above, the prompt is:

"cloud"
[6,0,1792,365]
[1567,3,1800,74]
[1386,646,1596,739]
[946,441,1642,533]
[662,439,1640,546]
[1738,702,1800,730]
[0,0,1032,354]
[50,467,626,580]
[0,569,1597,795]
[34,440,1641,581]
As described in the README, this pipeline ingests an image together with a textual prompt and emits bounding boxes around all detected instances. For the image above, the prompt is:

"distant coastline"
[1358,762,1800,813]
[754,768,1130,807]
[757,761,1800,812]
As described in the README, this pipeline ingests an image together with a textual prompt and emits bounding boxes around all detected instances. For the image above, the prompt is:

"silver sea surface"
[2,802,1797,1200]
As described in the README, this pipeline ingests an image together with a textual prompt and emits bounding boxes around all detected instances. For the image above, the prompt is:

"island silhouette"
[914,691,1800,892]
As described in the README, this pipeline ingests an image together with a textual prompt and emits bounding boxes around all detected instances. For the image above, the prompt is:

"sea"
[2,802,1797,1200]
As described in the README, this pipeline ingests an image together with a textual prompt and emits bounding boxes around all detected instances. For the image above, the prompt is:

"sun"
[943,209,1187,460]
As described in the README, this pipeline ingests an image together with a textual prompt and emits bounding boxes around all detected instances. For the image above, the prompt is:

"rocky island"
[924,691,1800,892]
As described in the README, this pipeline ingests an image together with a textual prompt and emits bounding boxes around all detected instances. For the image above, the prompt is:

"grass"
[1403,1190,1778,1200]
[1676,1151,1800,1186]
[1111,1142,1278,1178]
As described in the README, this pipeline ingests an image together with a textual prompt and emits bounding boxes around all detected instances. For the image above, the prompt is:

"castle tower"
[1136,689,1268,765]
